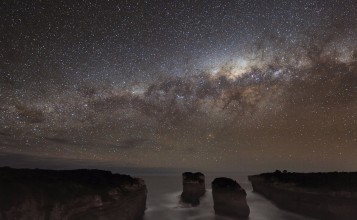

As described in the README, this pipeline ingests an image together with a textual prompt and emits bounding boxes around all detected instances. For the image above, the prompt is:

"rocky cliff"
[0,167,147,220]
[180,172,205,206]
[212,177,250,218]
[249,171,357,220]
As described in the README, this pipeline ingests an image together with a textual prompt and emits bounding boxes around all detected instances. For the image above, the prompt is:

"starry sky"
[1,0,357,172]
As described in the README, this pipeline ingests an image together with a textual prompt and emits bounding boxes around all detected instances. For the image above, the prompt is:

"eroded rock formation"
[0,167,147,220]
[249,170,357,220]
[180,172,205,206]
[212,177,250,218]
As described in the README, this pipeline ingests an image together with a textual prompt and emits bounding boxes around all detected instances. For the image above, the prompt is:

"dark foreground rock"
[249,170,357,220]
[0,167,147,220]
[212,177,250,218]
[180,172,205,206]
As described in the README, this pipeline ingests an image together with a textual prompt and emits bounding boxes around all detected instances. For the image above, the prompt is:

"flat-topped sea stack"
[249,170,357,220]
[0,167,147,220]
[212,177,250,218]
[180,172,205,206]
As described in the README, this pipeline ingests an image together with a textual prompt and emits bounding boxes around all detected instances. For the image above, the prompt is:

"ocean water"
[140,175,313,220]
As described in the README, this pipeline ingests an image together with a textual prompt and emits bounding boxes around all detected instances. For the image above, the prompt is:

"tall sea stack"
[180,172,205,206]
[212,177,250,218]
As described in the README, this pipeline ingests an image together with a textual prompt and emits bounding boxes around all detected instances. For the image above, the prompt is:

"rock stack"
[181,172,206,206]
[212,177,250,218]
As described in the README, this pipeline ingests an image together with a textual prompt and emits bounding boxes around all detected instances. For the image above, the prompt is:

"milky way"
[1,0,357,172]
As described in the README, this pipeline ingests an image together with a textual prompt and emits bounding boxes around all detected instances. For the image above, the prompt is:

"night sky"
[1,0,357,172]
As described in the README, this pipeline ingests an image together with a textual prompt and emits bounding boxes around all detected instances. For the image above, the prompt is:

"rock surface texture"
[180,172,205,206]
[0,167,147,220]
[212,177,250,218]
[249,171,357,220]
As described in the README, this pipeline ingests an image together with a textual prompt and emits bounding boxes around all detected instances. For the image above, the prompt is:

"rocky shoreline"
[0,167,147,220]
[249,171,357,220]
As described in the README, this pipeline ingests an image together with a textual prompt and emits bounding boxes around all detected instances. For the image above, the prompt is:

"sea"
[138,174,313,220]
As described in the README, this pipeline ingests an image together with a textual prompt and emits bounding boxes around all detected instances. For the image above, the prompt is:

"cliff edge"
[0,167,147,220]
[249,170,357,220]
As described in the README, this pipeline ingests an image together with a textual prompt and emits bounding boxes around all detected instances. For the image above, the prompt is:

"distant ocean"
[139,175,313,220]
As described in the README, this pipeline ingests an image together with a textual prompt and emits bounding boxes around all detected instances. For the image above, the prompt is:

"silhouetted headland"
[249,170,357,220]
[0,167,147,220]
[212,177,250,218]
[180,172,205,206]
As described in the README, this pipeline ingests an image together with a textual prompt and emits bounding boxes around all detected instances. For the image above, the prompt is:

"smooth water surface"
[140,175,313,220]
